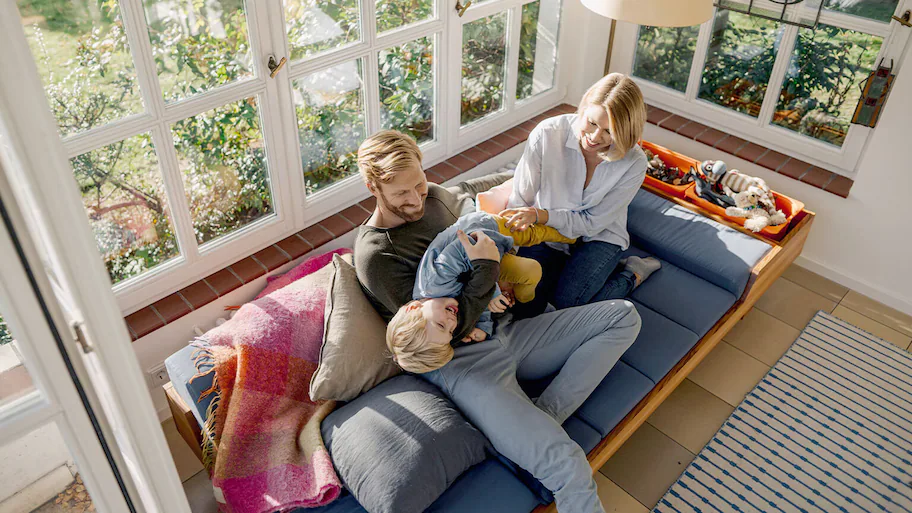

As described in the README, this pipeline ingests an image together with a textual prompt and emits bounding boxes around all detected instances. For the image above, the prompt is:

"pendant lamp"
[580,0,714,27]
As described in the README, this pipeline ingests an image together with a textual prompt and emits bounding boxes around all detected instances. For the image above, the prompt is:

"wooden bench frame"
[163,183,815,512]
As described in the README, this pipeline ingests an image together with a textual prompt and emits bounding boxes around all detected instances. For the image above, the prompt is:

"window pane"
[144,0,254,103]
[70,134,179,283]
[18,0,143,136]
[699,11,783,118]
[0,318,37,409]
[285,0,361,61]
[376,0,433,33]
[517,0,561,101]
[293,61,366,195]
[772,25,882,147]
[173,99,273,244]
[825,0,899,23]
[633,25,700,93]
[461,12,508,126]
[379,37,435,145]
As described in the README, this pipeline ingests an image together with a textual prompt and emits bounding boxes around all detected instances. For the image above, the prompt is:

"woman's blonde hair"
[577,73,647,162]
[357,130,423,188]
[386,301,454,374]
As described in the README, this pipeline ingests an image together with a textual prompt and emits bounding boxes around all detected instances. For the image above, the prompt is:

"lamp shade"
[580,0,713,27]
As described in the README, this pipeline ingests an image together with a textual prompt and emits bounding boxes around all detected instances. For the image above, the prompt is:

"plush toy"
[690,166,734,207]
[717,169,777,212]
[644,150,694,186]
[725,186,787,232]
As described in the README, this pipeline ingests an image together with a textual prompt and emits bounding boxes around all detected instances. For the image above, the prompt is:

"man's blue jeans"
[513,240,637,319]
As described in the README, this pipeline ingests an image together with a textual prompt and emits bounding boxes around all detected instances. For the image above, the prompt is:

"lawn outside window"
[12,0,566,314]
[609,0,912,177]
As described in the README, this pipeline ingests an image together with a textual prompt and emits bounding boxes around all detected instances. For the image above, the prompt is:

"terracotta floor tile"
[319,215,354,237]
[646,379,733,454]
[152,294,191,323]
[839,291,912,339]
[179,281,218,310]
[831,305,912,350]
[724,308,800,366]
[688,342,769,407]
[275,234,312,260]
[754,277,837,330]
[781,265,849,303]
[594,472,649,513]
[298,224,332,249]
[253,245,290,272]
[600,423,694,509]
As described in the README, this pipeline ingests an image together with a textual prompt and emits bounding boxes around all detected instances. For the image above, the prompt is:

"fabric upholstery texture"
[311,255,401,402]
[627,189,771,296]
[320,375,490,513]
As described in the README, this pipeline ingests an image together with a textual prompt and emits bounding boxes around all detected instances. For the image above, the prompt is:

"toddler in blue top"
[386,211,575,373]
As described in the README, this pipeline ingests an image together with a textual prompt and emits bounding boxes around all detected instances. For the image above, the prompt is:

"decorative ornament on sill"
[851,59,896,129]
[713,0,825,29]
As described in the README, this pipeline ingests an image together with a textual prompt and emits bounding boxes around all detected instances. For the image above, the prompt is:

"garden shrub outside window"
[14,0,564,313]
[613,0,909,175]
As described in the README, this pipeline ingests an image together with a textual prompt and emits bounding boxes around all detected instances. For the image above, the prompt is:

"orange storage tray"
[640,140,700,199]
[684,185,805,241]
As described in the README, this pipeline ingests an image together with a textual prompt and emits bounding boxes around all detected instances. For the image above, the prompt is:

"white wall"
[564,5,912,315]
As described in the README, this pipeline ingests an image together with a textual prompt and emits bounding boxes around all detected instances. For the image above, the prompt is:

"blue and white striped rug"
[654,311,912,513]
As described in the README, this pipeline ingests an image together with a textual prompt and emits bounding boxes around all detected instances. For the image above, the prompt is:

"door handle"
[455,0,472,17]
[268,56,287,78]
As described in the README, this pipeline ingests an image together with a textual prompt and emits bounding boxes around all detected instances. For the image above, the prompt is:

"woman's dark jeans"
[511,240,637,319]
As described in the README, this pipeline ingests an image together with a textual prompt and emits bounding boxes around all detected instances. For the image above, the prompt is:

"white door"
[446,0,565,152]
[0,135,146,513]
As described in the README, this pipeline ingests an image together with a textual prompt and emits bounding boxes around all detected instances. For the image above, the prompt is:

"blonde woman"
[501,73,661,317]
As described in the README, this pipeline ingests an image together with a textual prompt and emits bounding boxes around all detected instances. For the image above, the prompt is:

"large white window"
[609,0,911,176]
[13,0,565,313]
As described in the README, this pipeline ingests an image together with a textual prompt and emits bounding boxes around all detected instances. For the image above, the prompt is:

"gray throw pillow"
[321,375,491,513]
[311,254,400,402]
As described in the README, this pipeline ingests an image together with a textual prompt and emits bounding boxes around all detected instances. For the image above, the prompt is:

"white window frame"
[609,0,912,177]
[10,0,569,315]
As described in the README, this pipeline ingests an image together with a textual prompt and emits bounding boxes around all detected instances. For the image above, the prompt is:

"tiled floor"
[166,264,912,512]
[598,264,912,511]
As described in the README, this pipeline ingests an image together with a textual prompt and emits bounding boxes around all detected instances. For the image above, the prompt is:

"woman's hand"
[458,230,501,262]
[461,328,488,343]
[499,207,547,232]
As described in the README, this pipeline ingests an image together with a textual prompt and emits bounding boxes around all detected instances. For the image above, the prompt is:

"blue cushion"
[627,189,771,296]
[624,247,737,337]
[564,416,602,454]
[300,493,367,513]
[426,459,542,513]
[621,301,700,383]
[575,361,654,437]
[321,375,490,513]
[165,344,212,427]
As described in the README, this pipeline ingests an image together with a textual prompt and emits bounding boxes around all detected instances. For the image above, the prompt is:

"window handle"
[455,0,472,17]
[893,10,911,28]
[268,56,287,78]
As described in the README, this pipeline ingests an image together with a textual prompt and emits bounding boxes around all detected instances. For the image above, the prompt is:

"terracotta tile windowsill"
[124,103,578,340]
[646,104,853,198]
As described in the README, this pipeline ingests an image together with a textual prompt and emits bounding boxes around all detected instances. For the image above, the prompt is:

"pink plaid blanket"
[191,249,350,513]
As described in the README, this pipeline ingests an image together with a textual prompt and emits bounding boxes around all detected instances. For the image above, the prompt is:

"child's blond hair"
[357,130,423,188]
[577,73,647,162]
[386,301,454,374]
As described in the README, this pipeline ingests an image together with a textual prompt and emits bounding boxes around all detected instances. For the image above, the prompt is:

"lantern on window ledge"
[580,0,714,26]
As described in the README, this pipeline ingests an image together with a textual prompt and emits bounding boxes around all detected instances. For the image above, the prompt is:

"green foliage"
[516,1,541,100]
[23,0,547,283]
[699,11,781,117]
[634,25,700,93]
[773,25,881,146]
[0,315,12,346]
[461,13,508,125]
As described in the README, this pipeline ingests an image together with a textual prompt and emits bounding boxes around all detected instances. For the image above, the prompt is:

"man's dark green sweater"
[354,172,511,342]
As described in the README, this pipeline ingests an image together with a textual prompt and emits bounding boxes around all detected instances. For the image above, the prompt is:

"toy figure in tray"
[689,160,787,233]
[644,149,694,186]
